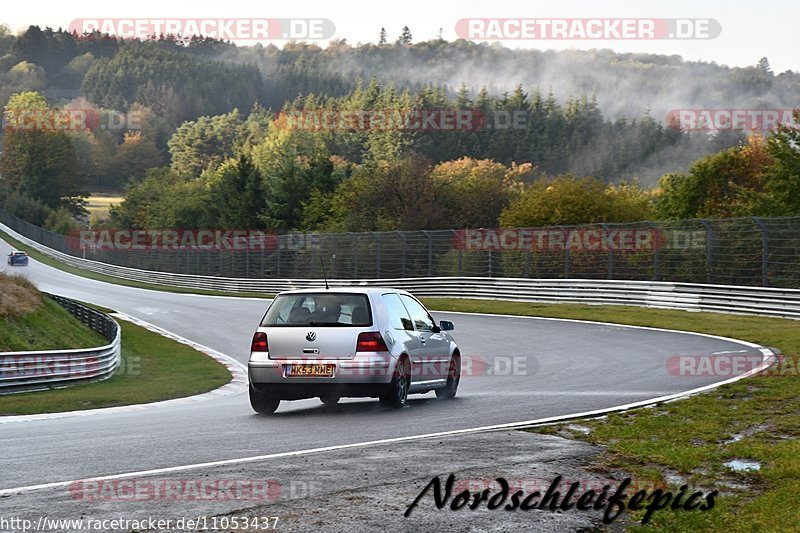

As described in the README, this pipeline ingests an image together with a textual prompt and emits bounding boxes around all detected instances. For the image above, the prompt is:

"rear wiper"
[308,321,345,326]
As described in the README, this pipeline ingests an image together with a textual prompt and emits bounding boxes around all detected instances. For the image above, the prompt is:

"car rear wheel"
[436,354,460,399]
[380,356,410,408]
[250,385,280,414]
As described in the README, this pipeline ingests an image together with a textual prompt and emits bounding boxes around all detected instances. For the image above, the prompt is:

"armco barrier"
[0,294,121,394]
[2,221,800,320]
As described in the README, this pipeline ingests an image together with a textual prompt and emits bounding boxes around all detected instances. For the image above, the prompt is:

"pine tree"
[397,26,412,45]
[379,27,387,46]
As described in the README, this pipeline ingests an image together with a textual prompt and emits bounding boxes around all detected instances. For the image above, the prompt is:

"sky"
[3,0,797,73]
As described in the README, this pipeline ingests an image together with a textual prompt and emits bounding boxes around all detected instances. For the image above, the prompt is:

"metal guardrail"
[3,220,800,320]
[0,294,121,394]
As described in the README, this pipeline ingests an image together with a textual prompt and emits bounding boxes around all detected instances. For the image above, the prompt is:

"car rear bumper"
[248,353,396,398]
[250,381,390,400]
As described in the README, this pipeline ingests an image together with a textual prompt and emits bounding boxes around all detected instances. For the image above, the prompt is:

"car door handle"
[419,337,427,344]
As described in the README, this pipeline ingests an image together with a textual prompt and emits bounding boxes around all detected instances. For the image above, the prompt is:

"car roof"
[10,250,27,254]
[276,286,411,296]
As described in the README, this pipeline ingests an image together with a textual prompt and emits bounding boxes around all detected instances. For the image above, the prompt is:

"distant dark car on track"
[6,251,29,266]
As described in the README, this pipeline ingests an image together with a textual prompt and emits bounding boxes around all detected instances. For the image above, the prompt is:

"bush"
[44,207,80,235]
[2,192,52,226]
[500,175,655,227]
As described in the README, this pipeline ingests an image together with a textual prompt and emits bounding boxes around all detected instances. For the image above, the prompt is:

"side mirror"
[439,320,455,331]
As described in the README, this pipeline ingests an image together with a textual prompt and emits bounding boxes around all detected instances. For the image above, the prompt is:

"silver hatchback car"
[248,287,460,414]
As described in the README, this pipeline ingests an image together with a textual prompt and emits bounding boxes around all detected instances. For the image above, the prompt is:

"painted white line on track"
[0,345,773,497]
[475,390,678,397]
[0,314,247,425]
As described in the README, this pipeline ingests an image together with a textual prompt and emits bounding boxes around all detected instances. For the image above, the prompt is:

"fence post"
[276,239,281,278]
[601,223,613,279]
[331,234,338,277]
[397,232,407,277]
[351,233,359,279]
[372,233,380,278]
[422,230,433,276]
[312,245,318,278]
[246,247,251,278]
[291,239,300,278]
[647,221,660,281]
[455,230,463,276]
[699,219,713,284]
[752,217,769,287]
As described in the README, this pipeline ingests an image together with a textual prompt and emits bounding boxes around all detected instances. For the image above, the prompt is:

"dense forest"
[0,24,798,234]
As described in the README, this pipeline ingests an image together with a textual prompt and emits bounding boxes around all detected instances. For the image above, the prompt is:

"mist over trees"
[0,24,798,234]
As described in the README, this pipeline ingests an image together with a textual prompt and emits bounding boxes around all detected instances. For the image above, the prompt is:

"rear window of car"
[261,293,372,327]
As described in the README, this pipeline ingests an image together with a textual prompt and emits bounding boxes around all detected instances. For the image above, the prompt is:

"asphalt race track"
[0,237,768,527]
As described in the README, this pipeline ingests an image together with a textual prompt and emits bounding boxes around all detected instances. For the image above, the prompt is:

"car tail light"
[356,332,389,352]
[251,332,268,352]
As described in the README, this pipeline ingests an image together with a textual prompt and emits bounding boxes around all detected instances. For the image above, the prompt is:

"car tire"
[380,356,410,408]
[435,353,460,399]
[320,395,340,406]
[250,385,280,414]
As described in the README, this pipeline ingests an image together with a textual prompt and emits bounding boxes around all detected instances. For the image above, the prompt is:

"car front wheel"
[250,385,280,414]
[436,353,460,399]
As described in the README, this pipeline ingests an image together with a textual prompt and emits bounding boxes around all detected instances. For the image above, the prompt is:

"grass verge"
[0,295,106,352]
[0,318,232,415]
[0,227,271,298]
[422,297,799,532]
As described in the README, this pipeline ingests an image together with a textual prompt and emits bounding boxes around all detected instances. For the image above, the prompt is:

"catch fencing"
[1,210,799,288]
[2,216,800,320]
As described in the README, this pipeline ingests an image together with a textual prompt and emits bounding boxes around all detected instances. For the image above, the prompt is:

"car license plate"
[285,364,334,377]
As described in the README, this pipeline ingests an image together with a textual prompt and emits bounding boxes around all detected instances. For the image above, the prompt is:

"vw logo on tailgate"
[306,331,317,342]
